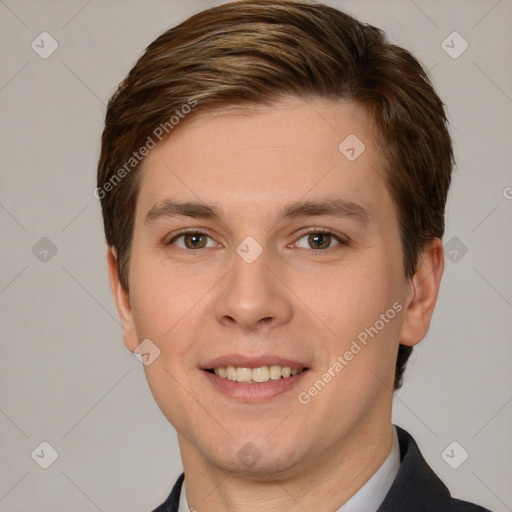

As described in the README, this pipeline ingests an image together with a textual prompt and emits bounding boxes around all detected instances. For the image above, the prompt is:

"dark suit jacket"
[152,426,492,511]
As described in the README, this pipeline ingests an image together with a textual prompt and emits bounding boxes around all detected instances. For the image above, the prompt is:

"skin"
[108,97,444,512]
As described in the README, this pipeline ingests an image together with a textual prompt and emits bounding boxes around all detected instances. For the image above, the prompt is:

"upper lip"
[202,354,308,370]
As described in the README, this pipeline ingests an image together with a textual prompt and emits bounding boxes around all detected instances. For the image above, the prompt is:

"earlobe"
[107,247,139,352]
[399,238,445,347]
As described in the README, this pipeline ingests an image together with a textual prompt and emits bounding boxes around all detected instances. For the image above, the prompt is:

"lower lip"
[202,369,309,403]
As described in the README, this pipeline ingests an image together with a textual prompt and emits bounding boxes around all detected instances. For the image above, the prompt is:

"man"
[96,1,492,510]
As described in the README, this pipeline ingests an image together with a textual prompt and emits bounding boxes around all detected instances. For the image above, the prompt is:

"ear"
[107,247,139,352]
[399,238,445,347]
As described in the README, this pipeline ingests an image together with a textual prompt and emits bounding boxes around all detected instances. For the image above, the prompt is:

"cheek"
[294,261,394,339]
[294,259,404,388]
[128,262,187,350]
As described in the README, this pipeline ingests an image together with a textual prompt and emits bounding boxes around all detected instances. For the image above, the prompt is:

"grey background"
[0,0,511,510]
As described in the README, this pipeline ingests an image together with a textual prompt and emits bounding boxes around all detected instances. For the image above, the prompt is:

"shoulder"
[151,473,184,512]
[452,498,492,511]
[377,426,493,512]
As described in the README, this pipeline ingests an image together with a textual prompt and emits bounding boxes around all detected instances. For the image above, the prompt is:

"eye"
[294,229,346,251]
[167,231,218,250]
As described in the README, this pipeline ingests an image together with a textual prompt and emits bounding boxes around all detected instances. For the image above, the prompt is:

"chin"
[202,433,305,479]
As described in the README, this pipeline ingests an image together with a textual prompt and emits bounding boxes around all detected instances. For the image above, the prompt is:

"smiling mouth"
[206,365,307,384]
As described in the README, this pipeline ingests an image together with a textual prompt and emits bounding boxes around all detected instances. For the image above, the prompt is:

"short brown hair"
[97,0,453,389]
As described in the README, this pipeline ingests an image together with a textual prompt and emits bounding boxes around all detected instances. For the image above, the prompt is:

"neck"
[178,417,394,512]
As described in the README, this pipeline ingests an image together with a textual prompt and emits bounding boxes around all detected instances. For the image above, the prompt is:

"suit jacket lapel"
[152,473,184,512]
[377,426,453,511]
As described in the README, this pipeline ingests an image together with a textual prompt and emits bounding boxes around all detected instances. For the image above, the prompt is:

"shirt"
[178,425,400,512]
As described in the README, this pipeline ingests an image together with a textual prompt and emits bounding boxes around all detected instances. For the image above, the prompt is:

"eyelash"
[165,227,348,253]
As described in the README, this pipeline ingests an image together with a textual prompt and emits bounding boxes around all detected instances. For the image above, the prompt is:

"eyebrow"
[144,197,369,225]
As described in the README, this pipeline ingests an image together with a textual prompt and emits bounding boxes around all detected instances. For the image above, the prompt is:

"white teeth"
[236,367,252,383]
[226,366,237,381]
[211,365,304,383]
[269,365,282,380]
[252,366,270,383]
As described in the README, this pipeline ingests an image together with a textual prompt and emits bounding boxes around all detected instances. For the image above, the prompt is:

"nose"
[215,247,293,333]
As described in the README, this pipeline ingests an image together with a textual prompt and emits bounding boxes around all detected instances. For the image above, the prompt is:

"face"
[109,97,441,480]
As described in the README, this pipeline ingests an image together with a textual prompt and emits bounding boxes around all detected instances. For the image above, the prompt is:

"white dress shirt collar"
[337,425,400,511]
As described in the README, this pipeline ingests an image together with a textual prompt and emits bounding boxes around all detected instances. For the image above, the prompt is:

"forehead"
[136,97,392,222]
